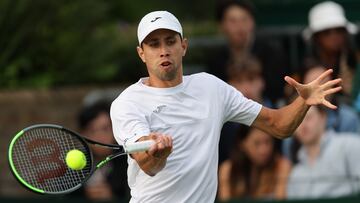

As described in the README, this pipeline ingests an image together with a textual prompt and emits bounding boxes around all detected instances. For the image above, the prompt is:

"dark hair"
[289,137,301,164]
[306,27,358,76]
[229,125,276,197]
[78,100,111,130]
[227,55,262,82]
[216,0,256,22]
[300,60,328,82]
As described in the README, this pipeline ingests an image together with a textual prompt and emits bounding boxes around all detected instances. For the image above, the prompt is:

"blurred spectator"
[287,105,360,199]
[302,1,358,99]
[207,0,289,105]
[72,100,130,201]
[227,56,273,107]
[282,65,360,159]
[218,125,291,201]
[219,57,276,164]
[211,0,289,165]
[304,65,360,133]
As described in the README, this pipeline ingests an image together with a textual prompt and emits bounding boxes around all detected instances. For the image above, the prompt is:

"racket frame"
[8,124,124,195]
[8,123,153,195]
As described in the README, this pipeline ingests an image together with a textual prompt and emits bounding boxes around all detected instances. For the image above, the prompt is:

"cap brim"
[139,26,181,45]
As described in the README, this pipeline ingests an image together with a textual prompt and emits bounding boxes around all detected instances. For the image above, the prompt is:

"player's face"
[221,5,255,47]
[137,29,188,87]
[242,128,274,166]
[295,107,326,146]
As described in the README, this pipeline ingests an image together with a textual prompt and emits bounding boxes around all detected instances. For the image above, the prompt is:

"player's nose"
[159,44,170,57]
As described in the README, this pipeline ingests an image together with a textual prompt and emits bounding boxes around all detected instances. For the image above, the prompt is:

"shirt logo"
[151,17,161,22]
[153,105,166,113]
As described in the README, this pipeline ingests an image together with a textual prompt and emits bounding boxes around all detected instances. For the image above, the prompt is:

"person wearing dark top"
[219,56,276,164]
[211,1,288,164]
[207,0,289,104]
[71,100,130,201]
[302,1,358,99]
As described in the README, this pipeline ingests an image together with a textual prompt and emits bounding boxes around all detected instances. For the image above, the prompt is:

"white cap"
[137,11,183,45]
[303,1,357,40]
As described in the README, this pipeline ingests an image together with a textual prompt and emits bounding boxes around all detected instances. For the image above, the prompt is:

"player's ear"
[137,46,146,63]
[181,38,188,57]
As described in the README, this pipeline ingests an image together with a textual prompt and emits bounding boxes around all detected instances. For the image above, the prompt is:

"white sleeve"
[110,99,150,145]
[219,78,262,126]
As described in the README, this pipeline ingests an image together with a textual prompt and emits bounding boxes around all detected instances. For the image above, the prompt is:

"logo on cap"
[151,17,162,22]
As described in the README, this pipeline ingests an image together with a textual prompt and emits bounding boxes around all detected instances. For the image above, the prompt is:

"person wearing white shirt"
[287,105,360,199]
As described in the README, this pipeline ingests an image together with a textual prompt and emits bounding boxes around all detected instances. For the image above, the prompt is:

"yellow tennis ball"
[65,149,87,170]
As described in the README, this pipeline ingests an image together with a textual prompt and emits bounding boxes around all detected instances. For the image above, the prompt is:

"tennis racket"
[8,124,154,195]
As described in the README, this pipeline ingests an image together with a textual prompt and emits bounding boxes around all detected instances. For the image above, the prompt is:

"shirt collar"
[137,76,185,95]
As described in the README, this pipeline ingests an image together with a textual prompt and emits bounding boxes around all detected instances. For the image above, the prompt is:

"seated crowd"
[213,0,360,201]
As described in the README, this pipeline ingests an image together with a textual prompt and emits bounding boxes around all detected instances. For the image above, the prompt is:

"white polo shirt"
[287,131,360,199]
[111,72,262,203]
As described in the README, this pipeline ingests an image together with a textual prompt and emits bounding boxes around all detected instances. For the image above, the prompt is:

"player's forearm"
[273,96,310,138]
[131,134,172,176]
[133,152,167,176]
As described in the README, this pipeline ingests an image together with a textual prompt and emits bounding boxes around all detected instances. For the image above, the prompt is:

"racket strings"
[11,127,92,193]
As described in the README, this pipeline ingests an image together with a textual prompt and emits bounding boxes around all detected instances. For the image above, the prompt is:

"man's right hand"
[146,132,173,159]
[132,132,173,176]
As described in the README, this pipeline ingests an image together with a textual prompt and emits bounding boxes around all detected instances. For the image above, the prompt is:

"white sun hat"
[303,1,358,40]
[137,11,183,45]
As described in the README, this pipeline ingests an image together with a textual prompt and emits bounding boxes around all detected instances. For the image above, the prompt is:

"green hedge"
[1,0,359,89]
[0,0,217,89]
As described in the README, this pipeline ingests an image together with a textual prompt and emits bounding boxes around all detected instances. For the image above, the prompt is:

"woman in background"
[218,125,291,201]
[302,1,358,98]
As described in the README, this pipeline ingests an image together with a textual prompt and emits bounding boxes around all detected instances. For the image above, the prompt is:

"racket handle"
[125,140,155,153]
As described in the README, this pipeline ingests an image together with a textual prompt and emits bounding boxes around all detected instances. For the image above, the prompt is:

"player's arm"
[252,97,309,138]
[253,69,341,139]
[131,133,173,176]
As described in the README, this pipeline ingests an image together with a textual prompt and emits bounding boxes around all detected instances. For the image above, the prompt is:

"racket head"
[8,124,94,194]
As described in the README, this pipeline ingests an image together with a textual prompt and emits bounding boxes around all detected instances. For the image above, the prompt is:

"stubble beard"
[155,65,178,81]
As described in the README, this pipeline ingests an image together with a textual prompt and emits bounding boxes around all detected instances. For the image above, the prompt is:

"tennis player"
[110,11,342,203]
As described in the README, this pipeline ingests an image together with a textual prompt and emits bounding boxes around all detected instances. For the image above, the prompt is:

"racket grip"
[125,140,155,153]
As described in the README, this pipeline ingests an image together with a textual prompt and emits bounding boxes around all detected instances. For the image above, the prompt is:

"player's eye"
[166,38,176,45]
[148,41,159,47]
